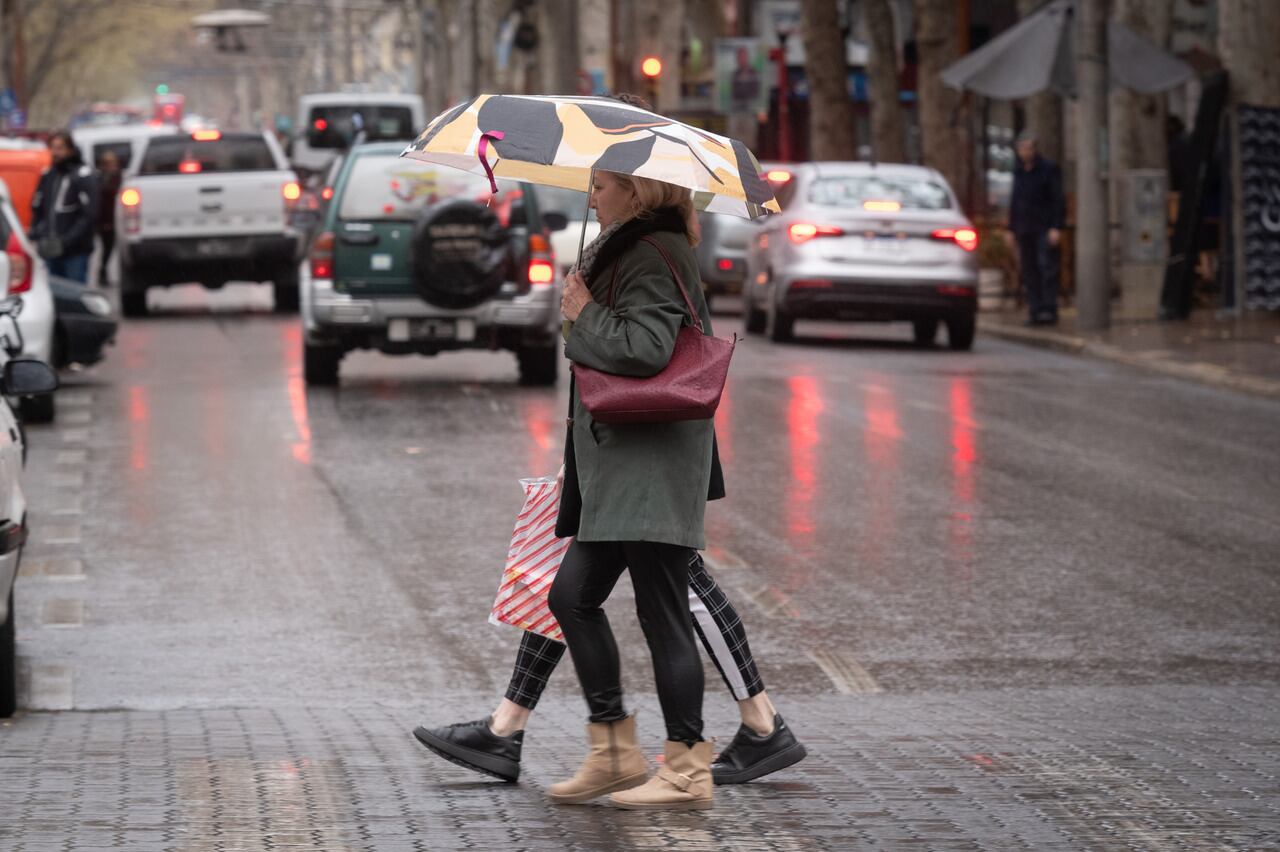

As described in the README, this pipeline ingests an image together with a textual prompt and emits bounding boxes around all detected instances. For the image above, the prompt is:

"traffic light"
[640,56,662,110]
[155,84,169,95]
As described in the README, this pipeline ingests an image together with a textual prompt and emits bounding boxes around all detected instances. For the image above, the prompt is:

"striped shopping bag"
[489,476,570,642]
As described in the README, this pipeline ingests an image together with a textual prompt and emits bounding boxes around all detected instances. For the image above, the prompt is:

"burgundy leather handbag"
[571,236,736,424]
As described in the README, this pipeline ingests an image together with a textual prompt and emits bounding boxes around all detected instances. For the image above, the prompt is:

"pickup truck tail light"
[283,181,302,215]
[931,228,979,252]
[527,233,555,287]
[120,187,142,234]
[5,233,32,295]
[310,231,334,279]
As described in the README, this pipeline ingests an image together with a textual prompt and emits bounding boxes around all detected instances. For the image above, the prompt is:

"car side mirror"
[542,211,568,232]
[2,359,58,396]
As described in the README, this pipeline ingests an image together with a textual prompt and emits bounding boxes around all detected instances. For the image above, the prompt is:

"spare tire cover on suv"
[410,199,509,309]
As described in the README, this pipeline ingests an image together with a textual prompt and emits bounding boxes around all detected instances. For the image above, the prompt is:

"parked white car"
[0,298,61,717]
[0,176,58,422]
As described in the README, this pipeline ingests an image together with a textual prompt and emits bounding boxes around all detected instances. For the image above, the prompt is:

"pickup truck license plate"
[195,238,235,257]
[388,318,477,342]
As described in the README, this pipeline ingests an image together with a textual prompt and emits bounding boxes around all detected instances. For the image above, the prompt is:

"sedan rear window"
[138,136,276,175]
[809,176,952,210]
[338,155,521,222]
[307,106,415,149]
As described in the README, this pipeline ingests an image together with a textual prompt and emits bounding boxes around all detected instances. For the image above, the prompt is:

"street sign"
[7,109,26,129]
[0,89,15,113]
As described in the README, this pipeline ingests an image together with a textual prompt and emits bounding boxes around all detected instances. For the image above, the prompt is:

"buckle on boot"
[657,767,693,791]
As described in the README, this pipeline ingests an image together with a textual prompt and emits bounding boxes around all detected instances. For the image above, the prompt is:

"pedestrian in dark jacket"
[96,150,122,286]
[30,131,100,284]
[540,170,723,811]
[1008,130,1065,325]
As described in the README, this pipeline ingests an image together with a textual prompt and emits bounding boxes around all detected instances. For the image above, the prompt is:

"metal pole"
[1075,0,1110,331]
[575,167,596,270]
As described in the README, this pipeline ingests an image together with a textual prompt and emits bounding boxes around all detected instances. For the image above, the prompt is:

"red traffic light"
[640,56,662,78]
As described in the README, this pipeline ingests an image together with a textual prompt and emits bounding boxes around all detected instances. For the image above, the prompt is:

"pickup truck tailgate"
[136,173,291,238]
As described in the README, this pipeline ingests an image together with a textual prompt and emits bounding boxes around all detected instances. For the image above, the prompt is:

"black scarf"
[585,206,689,285]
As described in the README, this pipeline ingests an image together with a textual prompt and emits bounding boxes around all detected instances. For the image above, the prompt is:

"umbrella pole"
[574,168,596,272]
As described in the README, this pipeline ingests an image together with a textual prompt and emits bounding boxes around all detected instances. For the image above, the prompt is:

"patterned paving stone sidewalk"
[2,685,1279,851]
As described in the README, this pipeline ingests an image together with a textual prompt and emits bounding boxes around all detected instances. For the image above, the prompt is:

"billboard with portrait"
[715,38,768,116]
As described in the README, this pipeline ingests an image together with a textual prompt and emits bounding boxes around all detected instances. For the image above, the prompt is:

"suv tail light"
[931,227,979,252]
[527,233,555,287]
[5,233,32,295]
[310,231,334,279]
[788,223,844,243]
[121,186,142,234]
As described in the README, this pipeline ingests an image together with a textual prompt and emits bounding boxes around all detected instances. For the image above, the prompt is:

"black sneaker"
[412,718,523,783]
[711,713,807,785]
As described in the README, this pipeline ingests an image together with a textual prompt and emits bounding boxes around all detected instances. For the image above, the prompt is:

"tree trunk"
[1016,0,1062,165]
[800,0,857,161]
[864,0,905,162]
[913,0,969,203]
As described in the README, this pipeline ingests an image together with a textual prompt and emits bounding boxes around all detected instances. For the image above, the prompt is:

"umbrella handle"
[477,130,506,196]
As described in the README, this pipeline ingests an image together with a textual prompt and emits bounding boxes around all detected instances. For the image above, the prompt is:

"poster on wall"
[1239,105,1280,311]
[714,39,768,116]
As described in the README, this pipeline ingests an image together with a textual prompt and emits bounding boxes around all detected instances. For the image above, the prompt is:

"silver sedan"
[742,162,980,349]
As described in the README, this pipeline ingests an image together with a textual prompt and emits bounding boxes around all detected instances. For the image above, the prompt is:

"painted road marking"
[50,471,85,490]
[745,584,801,619]
[703,545,748,572]
[58,390,93,407]
[25,663,73,710]
[41,521,81,545]
[41,599,84,628]
[58,428,89,444]
[808,648,883,694]
[55,448,88,466]
[60,409,92,426]
[18,558,84,580]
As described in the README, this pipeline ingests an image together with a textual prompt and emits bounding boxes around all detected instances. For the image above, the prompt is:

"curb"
[980,323,1280,402]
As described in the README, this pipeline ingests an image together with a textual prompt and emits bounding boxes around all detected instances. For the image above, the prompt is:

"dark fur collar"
[587,206,687,284]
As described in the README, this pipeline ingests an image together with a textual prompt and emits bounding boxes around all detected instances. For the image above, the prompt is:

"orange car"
[0,146,52,232]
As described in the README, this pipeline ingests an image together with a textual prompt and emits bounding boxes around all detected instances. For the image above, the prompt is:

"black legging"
[547,539,704,744]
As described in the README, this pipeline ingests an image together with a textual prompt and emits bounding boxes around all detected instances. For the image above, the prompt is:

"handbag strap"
[635,235,705,333]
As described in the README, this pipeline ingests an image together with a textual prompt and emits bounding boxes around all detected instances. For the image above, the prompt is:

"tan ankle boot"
[609,740,713,810]
[547,716,648,804]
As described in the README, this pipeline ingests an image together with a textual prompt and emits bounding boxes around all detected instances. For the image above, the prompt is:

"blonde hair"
[611,173,701,247]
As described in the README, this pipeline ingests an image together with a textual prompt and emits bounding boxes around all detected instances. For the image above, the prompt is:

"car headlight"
[81,292,113,317]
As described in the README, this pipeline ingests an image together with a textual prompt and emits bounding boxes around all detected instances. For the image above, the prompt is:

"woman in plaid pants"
[413,550,805,785]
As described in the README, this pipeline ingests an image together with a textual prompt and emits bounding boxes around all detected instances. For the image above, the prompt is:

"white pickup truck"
[115,130,304,317]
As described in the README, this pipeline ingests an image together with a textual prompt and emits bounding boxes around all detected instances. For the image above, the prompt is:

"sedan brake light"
[310,231,335,279]
[788,222,844,243]
[192,129,222,142]
[5,233,32,295]
[931,227,979,252]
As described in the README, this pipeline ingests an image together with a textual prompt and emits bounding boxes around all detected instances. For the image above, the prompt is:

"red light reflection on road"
[859,382,901,572]
[128,385,149,471]
[785,375,824,543]
[948,377,978,574]
[519,395,559,475]
[280,326,312,465]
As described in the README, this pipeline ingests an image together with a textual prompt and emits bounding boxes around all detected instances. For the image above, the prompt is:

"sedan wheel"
[947,314,976,351]
[766,299,794,343]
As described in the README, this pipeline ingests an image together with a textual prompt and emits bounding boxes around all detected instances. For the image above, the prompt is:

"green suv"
[300,142,565,385]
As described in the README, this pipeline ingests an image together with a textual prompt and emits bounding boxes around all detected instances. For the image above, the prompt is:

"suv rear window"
[338,155,522,222]
[809,176,952,210]
[307,106,415,149]
[138,135,276,175]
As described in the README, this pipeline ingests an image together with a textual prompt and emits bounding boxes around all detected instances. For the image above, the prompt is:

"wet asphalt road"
[8,283,1280,850]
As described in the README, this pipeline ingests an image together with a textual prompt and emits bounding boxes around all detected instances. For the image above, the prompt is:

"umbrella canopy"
[940,0,1193,100]
[401,94,780,219]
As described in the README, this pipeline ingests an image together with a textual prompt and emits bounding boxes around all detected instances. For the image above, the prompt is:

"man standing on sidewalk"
[29,131,100,285]
[1008,131,1065,326]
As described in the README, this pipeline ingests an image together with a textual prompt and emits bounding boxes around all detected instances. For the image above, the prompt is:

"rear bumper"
[306,280,560,352]
[121,234,301,287]
[780,279,977,321]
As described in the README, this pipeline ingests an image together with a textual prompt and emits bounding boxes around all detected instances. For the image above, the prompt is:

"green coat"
[564,230,715,549]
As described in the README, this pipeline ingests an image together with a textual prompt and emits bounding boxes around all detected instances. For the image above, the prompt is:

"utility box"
[1117,169,1169,318]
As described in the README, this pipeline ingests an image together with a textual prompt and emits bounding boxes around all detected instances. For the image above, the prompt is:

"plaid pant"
[505,550,765,709]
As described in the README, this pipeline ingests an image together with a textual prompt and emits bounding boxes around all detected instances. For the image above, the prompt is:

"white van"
[71,123,179,173]
[291,92,425,176]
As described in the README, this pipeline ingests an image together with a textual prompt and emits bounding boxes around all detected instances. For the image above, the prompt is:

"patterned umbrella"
[400,94,781,221]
